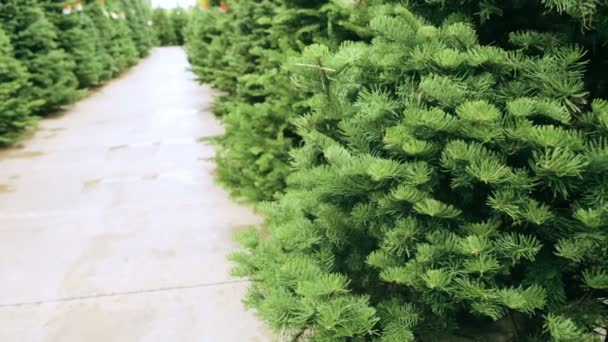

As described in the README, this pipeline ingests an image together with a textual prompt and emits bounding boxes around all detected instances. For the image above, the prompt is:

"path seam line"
[0,279,249,308]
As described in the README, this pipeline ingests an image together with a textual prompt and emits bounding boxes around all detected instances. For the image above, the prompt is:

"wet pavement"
[0,47,269,341]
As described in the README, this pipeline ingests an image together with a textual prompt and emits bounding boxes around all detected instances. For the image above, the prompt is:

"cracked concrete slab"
[0,47,269,341]
[0,282,268,342]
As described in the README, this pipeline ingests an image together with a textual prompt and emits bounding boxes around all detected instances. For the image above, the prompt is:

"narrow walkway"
[0,47,268,341]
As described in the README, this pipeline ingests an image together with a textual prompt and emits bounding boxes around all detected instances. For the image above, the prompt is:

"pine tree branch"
[293,63,336,72]
[315,56,332,99]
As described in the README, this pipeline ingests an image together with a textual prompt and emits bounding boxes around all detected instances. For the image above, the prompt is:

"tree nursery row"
[184,0,608,340]
[0,0,155,145]
[152,7,189,46]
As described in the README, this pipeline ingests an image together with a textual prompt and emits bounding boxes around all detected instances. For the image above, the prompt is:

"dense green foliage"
[41,0,104,88]
[152,8,187,46]
[84,1,116,81]
[120,0,155,57]
[0,0,153,144]
[0,0,79,114]
[170,8,188,46]
[185,1,365,201]
[0,28,38,145]
[187,0,608,340]
[184,8,233,89]
[106,1,139,70]
[84,0,138,78]
[186,2,297,201]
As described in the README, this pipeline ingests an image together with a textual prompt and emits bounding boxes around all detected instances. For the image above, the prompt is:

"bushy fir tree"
[0,0,79,115]
[186,3,291,200]
[41,0,104,88]
[185,0,369,201]
[0,28,38,145]
[187,1,299,201]
[223,2,608,341]
[185,7,237,90]
[405,0,608,100]
[83,0,115,80]
[170,8,188,46]
[153,8,177,46]
[107,1,139,69]
[84,0,138,78]
[120,0,154,57]
[0,0,151,144]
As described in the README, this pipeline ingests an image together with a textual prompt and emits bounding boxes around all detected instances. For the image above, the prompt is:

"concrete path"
[0,47,268,341]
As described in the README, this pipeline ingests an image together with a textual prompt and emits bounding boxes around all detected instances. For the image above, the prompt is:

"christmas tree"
[185,7,237,89]
[0,27,39,145]
[41,0,104,88]
[185,0,367,201]
[152,8,177,46]
[185,0,608,339]
[405,0,608,100]
[170,8,188,46]
[0,0,79,114]
[119,0,154,57]
[83,0,115,80]
[107,1,139,69]
[228,2,608,340]
[84,0,137,77]
[186,1,297,201]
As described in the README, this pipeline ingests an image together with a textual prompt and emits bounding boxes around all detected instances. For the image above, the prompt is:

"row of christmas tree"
[0,0,155,145]
[185,1,608,341]
[152,7,188,46]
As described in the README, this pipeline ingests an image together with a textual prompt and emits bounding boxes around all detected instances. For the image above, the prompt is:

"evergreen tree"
[41,0,104,88]
[404,0,608,99]
[0,0,79,114]
[84,0,137,77]
[186,0,608,339]
[108,1,139,69]
[185,0,364,201]
[0,28,38,145]
[83,0,115,80]
[153,8,176,46]
[170,8,188,46]
[120,0,154,57]
[189,1,298,201]
[185,7,237,89]
[231,3,608,340]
